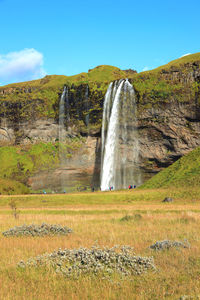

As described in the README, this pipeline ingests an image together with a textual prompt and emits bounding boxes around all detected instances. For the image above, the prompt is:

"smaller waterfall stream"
[85,85,90,128]
[100,79,141,191]
[59,86,68,142]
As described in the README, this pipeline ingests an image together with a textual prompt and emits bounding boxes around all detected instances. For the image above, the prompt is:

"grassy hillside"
[0,65,133,101]
[0,138,84,193]
[141,146,200,188]
[137,52,200,75]
[0,65,135,120]
[0,178,29,195]
[153,52,200,72]
[0,53,199,120]
[0,52,199,98]
[0,54,199,193]
[131,52,200,108]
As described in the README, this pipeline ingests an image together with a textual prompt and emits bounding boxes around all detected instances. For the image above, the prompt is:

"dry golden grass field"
[0,188,200,300]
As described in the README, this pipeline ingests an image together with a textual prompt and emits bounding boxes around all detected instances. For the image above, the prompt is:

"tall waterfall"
[100,79,141,191]
[59,86,68,165]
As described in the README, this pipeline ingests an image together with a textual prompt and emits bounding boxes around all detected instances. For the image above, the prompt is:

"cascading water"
[85,84,90,128]
[100,79,141,191]
[59,86,68,165]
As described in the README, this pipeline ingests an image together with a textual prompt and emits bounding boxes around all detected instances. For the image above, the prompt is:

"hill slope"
[0,54,199,193]
[141,146,200,188]
[0,65,135,96]
[132,52,200,108]
[0,65,136,127]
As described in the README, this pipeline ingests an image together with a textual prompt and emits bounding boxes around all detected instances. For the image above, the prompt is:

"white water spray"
[59,86,68,142]
[100,79,141,191]
[59,86,69,165]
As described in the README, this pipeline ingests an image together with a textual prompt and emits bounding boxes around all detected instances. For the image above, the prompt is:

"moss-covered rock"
[0,55,199,192]
[0,138,84,186]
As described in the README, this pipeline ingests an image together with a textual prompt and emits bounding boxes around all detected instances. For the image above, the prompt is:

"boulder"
[162,197,173,202]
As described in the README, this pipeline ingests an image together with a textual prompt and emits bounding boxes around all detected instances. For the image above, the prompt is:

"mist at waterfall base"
[100,79,142,191]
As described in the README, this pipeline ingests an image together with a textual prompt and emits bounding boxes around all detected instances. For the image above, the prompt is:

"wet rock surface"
[18,245,156,277]
[2,223,72,237]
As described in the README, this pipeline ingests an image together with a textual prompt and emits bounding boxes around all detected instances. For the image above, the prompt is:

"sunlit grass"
[0,189,200,299]
[0,186,199,207]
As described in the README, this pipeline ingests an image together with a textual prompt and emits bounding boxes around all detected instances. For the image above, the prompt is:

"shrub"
[18,245,156,278]
[3,223,72,237]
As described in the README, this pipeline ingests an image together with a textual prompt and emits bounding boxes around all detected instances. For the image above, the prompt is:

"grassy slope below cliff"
[0,138,84,191]
[140,146,200,188]
[0,178,29,195]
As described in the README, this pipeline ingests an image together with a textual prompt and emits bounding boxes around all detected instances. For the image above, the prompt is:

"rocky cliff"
[133,54,200,176]
[0,54,199,192]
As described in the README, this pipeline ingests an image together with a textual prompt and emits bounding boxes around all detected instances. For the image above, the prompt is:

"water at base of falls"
[100,79,141,191]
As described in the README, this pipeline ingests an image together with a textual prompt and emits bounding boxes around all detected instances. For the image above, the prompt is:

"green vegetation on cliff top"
[152,52,200,72]
[0,65,132,90]
[0,53,199,193]
[136,52,200,77]
[141,146,200,189]
[0,65,135,119]
[0,53,199,119]
[0,52,199,90]
[131,52,200,107]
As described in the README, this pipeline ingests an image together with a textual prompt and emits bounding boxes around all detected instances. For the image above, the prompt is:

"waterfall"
[101,82,113,170]
[100,79,141,191]
[85,84,89,127]
[59,86,68,165]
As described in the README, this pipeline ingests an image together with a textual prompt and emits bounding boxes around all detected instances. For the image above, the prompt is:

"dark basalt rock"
[162,197,173,202]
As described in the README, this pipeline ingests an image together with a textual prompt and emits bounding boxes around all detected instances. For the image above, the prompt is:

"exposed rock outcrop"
[0,57,199,190]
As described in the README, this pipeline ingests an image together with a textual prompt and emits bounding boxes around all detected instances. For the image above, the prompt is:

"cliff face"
[138,100,200,175]
[0,56,199,191]
[134,57,200,176]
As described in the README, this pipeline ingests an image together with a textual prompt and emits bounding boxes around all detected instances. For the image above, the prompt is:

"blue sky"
[0,0,200,85]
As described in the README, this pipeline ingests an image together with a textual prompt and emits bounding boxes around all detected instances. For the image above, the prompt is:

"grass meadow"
[0,188,200,299]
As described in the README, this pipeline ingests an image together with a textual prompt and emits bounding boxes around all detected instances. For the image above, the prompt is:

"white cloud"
[180,53,191,58]
[142,66,149,72]
[0,48,46,85]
